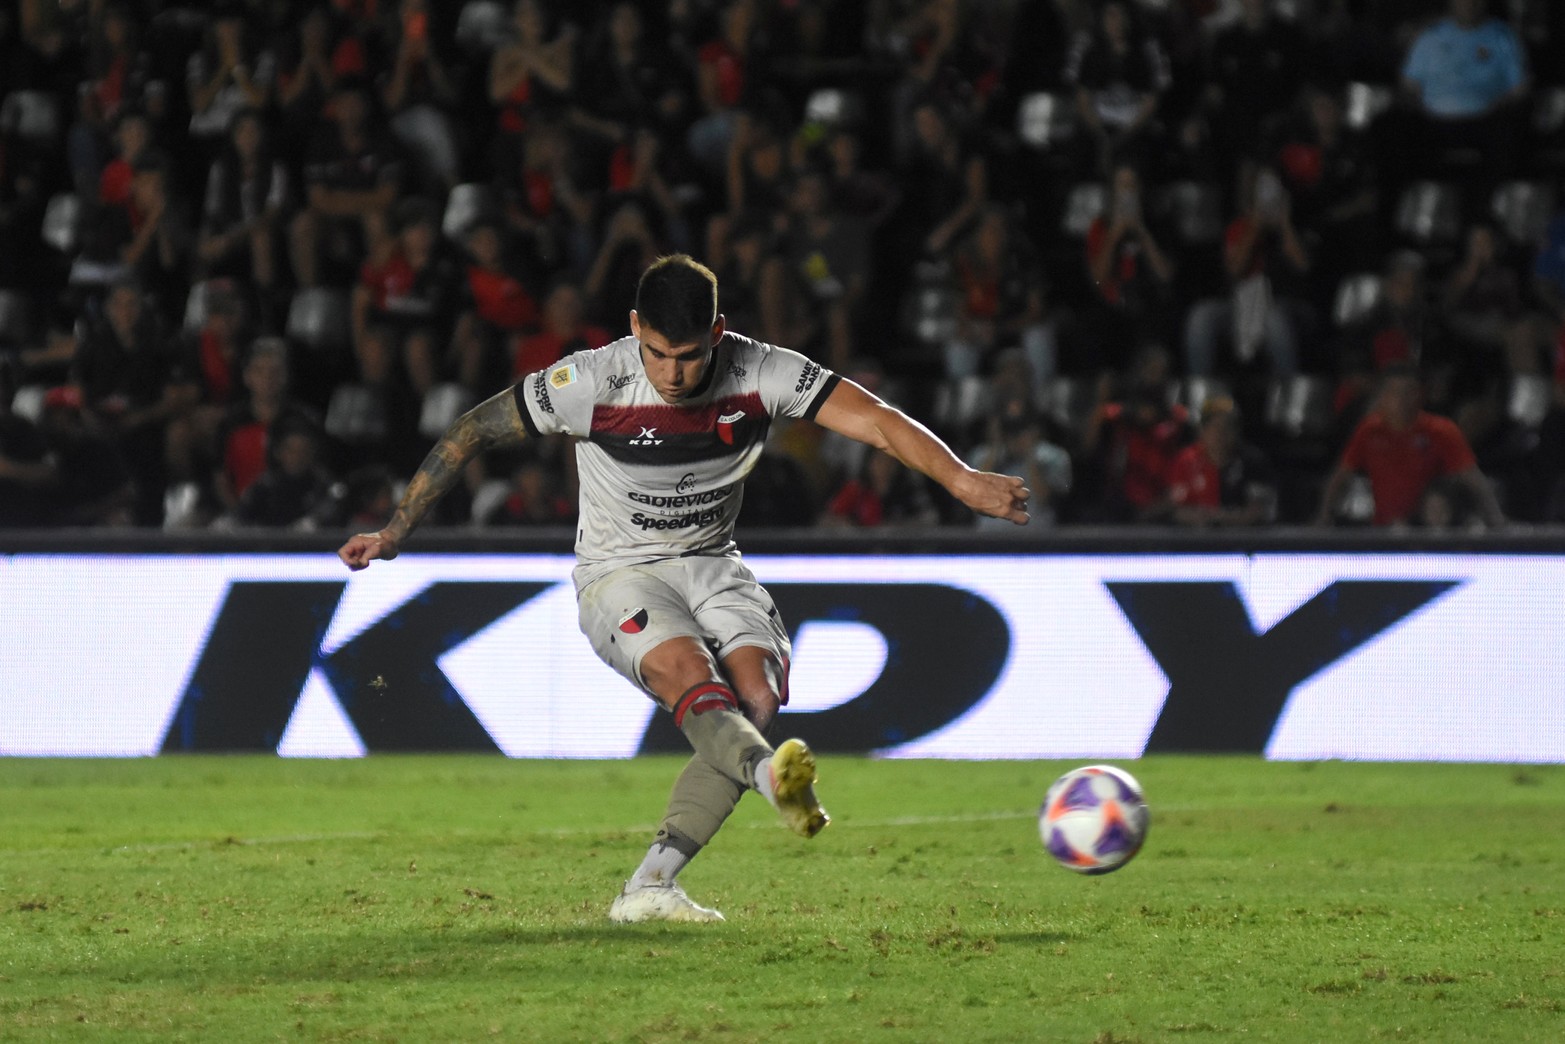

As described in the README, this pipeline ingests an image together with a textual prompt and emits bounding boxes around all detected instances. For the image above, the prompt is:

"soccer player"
[338,255,1031,922]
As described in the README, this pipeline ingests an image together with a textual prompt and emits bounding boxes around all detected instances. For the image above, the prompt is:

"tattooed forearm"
[383,389,528,543]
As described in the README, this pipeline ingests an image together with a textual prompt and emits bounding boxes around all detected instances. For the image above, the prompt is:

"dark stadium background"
[0,0,1562,533]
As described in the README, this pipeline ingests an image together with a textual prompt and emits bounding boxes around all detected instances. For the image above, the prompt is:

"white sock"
[752,749,777,808]
[628,843,691,889]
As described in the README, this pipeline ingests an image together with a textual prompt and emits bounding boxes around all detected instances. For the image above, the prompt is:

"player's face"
[632,312,722,403]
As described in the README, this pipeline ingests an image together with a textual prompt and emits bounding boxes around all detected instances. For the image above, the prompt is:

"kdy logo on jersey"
[629,426,663,446]
[717,410,746,446]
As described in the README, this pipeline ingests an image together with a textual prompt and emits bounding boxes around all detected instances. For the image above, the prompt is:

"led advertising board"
[2,553,1560,761]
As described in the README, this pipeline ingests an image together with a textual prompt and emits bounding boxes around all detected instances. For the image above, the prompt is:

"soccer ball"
[1039,765,1149,875]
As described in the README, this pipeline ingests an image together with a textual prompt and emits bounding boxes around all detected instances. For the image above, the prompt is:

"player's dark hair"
[635,254,718,346]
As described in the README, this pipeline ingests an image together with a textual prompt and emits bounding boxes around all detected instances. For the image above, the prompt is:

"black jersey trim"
[802,372,842,421]
[512,381,543,439]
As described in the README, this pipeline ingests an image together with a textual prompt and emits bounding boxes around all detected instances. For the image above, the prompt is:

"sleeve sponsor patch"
[549,364,578,389]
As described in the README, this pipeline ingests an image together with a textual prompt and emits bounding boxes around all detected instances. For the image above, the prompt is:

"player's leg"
[720,645,828,840]
[690,554,828,838]
[625,643,785,898]
[609,636,768,923]
[578,567,771,922]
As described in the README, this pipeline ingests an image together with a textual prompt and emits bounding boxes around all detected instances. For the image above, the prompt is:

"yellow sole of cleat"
[771,738,830,838]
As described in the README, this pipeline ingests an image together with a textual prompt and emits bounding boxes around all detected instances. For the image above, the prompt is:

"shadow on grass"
[987,930,1076,945]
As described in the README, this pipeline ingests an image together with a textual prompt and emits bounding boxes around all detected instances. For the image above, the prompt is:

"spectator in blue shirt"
[1401,0,1527,119]
[1395,0,1528,201]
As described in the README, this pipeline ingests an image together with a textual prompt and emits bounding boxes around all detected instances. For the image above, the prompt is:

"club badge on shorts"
[618,608,649,634]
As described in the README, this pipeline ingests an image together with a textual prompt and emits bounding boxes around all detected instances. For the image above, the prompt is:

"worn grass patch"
[0,757,1562,1041]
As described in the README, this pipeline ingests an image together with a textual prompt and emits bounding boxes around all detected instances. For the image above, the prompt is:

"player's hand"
[954,469,1031,525]
[338,530,400,570]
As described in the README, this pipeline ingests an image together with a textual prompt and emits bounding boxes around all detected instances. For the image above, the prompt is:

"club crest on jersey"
[618,608,649,634]
[549,364,578,389]
[629,426,663,445]
[716,410,746,446]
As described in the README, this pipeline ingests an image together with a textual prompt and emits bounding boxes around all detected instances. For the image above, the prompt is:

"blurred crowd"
[2,0,1565,532]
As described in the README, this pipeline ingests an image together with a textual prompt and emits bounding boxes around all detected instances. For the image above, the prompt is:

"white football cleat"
[769,738,830,838]
[608,881,725,924]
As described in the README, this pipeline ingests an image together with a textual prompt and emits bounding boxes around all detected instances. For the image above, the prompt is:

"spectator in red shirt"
[1080,347,1191,522]
[484,456,574,526]
[819,449,938,529]
[215,337,320,513]
[1081,163,1174,375]
[1184,163,1310,379]
[351,198,458,398]
[488,0,576,137]
[511,280,611,378]
[1314,363,1505,527]
[1167,396,1277,527]
[687,0,757,172]
[453,220,539,393]
[97,108,152,208]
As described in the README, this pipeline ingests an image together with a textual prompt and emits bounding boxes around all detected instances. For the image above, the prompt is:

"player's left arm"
[812,379,1030,525]
[338,387,530,569]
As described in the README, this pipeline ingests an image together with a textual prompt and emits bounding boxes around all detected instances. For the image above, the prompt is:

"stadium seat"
[1156,180,1223,244]
[324,383,389,445]
[931,375,990,432]
[1016,92,1075,149]
[0,90,61,141]
[1337,474,1375,523]
[1344,82,1393,132]
[182,281,214,335]
[1039,376,1095,440]
[470,478,512,525]
[441,182,495,239]
[1169,377,1231,422]
[1060,182,1106,238]
[1491,181,1555,246]
[0,289,28,348]
[1394,182,1460,246]
[1264,375,1334,439]
[804,88,863,130]
[1332,273,1382,327]
[1534,86,1565,136]
[41,193,82,255]
[11,384,46,423]
[418,382,476,440]
[455,0,509,54]
[906,260,957,347]
[285,287,351,352]
[1506,374,1552,430]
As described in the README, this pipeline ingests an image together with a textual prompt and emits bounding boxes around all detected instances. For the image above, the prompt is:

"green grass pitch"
[1,756,1562,1042]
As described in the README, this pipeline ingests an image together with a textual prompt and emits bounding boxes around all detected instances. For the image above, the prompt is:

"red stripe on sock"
[673,682,737,728]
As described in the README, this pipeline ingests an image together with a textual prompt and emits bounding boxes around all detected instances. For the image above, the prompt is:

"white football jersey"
[512,331,840,590]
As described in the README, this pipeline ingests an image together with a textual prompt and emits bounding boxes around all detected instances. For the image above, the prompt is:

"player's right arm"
[338,387,528,569]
